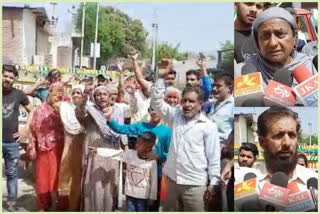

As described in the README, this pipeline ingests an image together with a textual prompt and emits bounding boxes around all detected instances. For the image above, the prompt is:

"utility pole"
[50,2,58,27]
[308,122,312,156]
[80,2,86,69]
[93,2,99,70]
[68,5,77,68]
[151,23,159,81]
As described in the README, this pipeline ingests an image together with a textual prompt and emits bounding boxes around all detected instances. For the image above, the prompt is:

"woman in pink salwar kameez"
[29,82,65,211]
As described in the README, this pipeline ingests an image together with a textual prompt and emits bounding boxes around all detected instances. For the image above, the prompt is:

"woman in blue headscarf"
[235,7,317,88]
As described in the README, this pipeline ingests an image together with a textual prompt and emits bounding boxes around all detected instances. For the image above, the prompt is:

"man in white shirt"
[150,64,220,211]
[235,107,317,191]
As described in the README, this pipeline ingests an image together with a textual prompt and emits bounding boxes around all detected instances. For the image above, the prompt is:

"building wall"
[22,9,37,65]
[36,25,50,57]
[2,8,24,64]
[57,46,72,68]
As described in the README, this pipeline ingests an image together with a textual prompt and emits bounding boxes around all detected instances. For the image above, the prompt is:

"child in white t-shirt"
[123,131,157,212]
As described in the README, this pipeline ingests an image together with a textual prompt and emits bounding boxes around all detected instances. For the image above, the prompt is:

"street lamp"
[80,2,86,69]
[93,3,100,70]
[308,122,312,156]
[151,23,158,79]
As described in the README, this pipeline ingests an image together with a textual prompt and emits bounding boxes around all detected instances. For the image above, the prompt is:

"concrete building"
[2,5,55,65]
[234,113,259,146]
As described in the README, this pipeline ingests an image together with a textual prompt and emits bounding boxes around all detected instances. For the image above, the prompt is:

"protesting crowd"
[3,48,234,212]
[2,1,318,213]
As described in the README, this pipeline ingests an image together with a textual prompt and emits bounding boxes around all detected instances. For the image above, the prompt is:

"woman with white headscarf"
[57,85,86,211]
[75,85,126,211]
[235,7,317,89]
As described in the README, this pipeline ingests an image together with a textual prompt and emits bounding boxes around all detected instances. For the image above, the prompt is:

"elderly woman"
[164,86,181,107]
[29,82,65,211]
[75,85,126,211]
[235,7,317,88]
[57,85,86,211]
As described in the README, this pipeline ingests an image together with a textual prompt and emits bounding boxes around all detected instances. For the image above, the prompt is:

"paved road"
[2,160,128,212]
[2,160,37,212]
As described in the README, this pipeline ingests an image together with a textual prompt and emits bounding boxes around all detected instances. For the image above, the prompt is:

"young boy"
[123,131,158,212]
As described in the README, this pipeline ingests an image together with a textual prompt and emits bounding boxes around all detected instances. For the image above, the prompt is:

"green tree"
[219,40,234,73]
[75,3,148,63]
[156,42,188,62]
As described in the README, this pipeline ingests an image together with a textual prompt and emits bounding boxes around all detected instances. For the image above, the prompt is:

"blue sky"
[3,2,234,53]
[234,107,318,135]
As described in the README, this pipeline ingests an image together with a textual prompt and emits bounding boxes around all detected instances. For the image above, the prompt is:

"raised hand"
[157,59,173,79]
[117,58,125,72]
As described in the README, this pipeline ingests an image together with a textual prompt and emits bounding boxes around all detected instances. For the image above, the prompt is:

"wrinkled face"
[257,18,296,66]
[136,139,153,159]
[165,73,176,86]
[2,71,16,90]
[186,74,200,87]
[165,93,180,107]
[297,158,307,167]
[110,91,118,103]
[181,91,202,119]
[235,2,264,26]
[238,149,256,167]
[85,80,94,97]
[212,79,231,102]
[260,117,298,173]
[72,88,85,105]
[48,87,64,106]
[97,76,108,87]
[94,88,110,109]
[148,107,161,124]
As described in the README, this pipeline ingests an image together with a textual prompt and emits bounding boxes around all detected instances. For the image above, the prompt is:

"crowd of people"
[2,49,235,212]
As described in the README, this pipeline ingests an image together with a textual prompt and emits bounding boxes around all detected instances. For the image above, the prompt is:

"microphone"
[235,172,260,211]
[244,172,257,181]
[292,65,318,106]
[312,55,317,69]
[284,177,318,211]
[287,181,299,194]
[241,63,258,75]
[307,177,318,190]
[259,172,290,211]
[307,177,318,211]
[235,64,264,106]
[263,70,296,107]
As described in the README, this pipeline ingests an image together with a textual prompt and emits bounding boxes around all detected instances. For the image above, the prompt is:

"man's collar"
[254,163,309,185]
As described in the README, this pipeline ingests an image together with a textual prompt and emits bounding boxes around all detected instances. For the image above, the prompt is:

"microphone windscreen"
[270,172,289,188]
[273,69,293,87]
[244,172,257,181]
[292,65,313,83]
[307,177,318,190]
[241,63,258,75]
[287,181,299,194]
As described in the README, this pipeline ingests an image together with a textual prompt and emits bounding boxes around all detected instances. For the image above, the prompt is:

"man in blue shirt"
[24,69,72,102]
[206,73,234,150]
[185,57,212,101]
